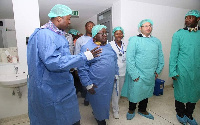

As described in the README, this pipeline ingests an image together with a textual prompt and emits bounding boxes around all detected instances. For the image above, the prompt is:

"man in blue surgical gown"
[78,25,119,125]
[27,4,101,125]
[75,21,95,106]
[169,10,200,125]
[121,19,164,120]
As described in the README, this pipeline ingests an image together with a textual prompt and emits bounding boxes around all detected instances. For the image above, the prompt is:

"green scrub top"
[169,28,200,103]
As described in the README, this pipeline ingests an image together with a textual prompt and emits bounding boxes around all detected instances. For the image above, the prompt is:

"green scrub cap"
[48,4,72,18]
[92,24,107,38]
[112,26,124,36]
[185,10,200,18]
[68,29,80,35]
[138,19,153,28]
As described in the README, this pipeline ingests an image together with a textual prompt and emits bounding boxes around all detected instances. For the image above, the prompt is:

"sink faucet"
[14,66,18,74]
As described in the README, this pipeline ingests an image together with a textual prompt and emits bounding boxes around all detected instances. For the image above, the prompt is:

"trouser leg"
[185,102,196,118]
[85,92,89,101]
[112,84,119,113]
[129,101,137,111]
[83,93,89,106]
[81,86,87,98]
[72,70,82,94]
[73,120,80,125]
[95,119,106,125]
[175,100,185,117]
[118,76,125,100]
[138,98,148,112]
[112,76,125,113]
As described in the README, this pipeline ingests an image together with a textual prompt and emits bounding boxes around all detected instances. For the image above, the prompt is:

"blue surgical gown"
[27,28,87,125]
[121,35,164,103]
[78,39,119,121]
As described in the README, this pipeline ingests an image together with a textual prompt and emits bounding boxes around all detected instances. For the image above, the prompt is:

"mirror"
[0,0,17,48]
[0,0,18,63]
[0,19,17,48]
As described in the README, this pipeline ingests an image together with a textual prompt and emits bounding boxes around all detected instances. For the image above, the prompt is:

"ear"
[57,17,62,22]
[93,37,96,42]
[139,27,142,31]
[197,17,200,22]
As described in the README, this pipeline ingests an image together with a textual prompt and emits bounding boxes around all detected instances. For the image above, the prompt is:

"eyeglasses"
[97,32,109,36]
[141,25,152,28]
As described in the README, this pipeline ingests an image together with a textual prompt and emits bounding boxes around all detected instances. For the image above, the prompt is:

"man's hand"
[155,72,158,80]
[172,75,179,80]
[88,46,102,58]
[84,47,102,61]
[88,84,97,94]
[134,77,139,82]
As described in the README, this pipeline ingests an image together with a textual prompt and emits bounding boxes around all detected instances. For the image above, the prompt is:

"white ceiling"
[0,0,118,28]
[38,0,119,27]
[0,0,200,28]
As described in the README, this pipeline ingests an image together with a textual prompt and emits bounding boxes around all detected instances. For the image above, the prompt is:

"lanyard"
[115,41,125,55]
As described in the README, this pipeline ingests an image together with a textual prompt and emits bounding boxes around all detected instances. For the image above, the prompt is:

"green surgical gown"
[169,28,200,103]
[121,35,164,103]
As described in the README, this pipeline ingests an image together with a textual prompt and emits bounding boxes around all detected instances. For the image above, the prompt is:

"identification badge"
[122,55,126,62]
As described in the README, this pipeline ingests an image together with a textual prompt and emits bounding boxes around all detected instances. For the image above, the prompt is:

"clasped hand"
[134,72,158,82]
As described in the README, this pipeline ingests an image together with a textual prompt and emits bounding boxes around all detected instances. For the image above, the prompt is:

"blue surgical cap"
[48,4,72,18]
[185,10,200,18]
[138,19,153,28]
[68,29,80,35]
[112,26,124,36]
[92,25,107,38]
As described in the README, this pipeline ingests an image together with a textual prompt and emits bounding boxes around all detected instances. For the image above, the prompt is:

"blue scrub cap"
[92,25,107,38]
[48,4,72,18]
[138,19,153,28]
[112,26,124,36]
[185,10,200,18]
[68,29,80,35]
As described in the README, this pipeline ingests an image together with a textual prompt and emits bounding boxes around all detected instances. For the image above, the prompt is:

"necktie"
[189,27,198,32]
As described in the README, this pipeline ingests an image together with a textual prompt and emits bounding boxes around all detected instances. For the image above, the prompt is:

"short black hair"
[85,21,95,27]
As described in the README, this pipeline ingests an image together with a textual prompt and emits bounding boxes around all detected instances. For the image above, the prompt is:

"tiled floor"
[0,85,199,125]
[0,114,29,125]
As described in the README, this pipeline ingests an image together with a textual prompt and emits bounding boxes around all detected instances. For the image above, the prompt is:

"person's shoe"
[113,112,119,119]
[95,119,106,125]
[186,116,198,125]
[138,111,154,120]
[176,114,187,125]
[126,112,135,120]
[84,100,89,106]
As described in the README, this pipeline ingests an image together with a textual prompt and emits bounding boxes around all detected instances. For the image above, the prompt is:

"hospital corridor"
[0,85,200,125]
[0,0,200,125]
